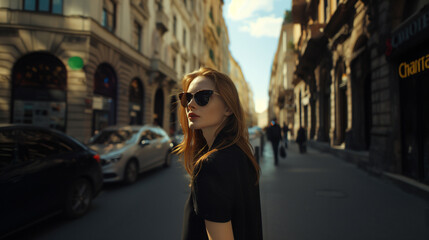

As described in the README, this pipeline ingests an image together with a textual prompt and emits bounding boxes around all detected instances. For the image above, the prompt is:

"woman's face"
[185,76,231,132]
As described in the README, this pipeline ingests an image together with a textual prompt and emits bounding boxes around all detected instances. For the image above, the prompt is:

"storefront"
[389,5,429,184]
[11,52,67,131]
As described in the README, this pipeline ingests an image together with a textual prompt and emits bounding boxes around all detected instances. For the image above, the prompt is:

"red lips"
[188,113,200,118]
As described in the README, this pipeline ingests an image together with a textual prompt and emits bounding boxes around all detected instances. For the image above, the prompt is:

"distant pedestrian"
[267,118,282,166]
[282,122,289,149]
[176,67,263,240]
[296,126,307,153]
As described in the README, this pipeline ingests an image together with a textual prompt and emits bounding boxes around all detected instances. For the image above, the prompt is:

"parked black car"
[0,124,103,238]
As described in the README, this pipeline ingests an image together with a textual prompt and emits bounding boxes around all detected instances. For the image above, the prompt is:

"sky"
[222,0,292,113]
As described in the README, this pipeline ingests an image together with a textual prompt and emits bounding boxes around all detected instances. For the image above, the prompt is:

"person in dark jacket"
[282,122,289,149]
[267,118,282,166]
[176,67,262,240]
[296,126,307,153]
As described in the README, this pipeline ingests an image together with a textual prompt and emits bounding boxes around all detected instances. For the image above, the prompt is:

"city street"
[7,140,429,240]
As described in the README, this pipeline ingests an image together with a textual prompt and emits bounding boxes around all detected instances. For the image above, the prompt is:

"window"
[324,0,329,22]
[172,56,176,70]
[23,0,63,14]
[140,130,161,141]
[182,65,186,76]
[209,49,215,63]
[209,6,214,22]
[18,130,74,162]
[133,21,143,51]
[91,129,138,144]
[173,16,177,36]
[102,0,117,32]
[183,29,187,46]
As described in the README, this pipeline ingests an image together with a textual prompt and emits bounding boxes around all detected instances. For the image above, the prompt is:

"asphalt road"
[8,156,190,240]
[6,140,429,240]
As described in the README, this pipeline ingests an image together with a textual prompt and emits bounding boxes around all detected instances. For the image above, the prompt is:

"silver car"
[88,125,173,184]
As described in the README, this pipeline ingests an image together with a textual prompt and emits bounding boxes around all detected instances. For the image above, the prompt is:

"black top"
[267,123,282,142]
[181,132,263,240]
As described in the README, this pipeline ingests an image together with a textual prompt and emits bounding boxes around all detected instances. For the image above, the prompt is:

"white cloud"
[227,0,274,20]
[239,15,283,38]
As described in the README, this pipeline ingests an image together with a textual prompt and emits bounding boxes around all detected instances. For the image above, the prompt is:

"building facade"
[368,0,429,184]
[269,0,429,186]
[0,0,254,143]
[229,53,257,127]
[268,10,300,132]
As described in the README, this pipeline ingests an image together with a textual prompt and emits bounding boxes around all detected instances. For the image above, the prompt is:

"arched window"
[129,78,144,125]
[12,51,67,131]
[92,63,117,134]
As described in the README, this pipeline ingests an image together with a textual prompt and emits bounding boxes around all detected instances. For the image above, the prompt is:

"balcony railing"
[156,10,169,35]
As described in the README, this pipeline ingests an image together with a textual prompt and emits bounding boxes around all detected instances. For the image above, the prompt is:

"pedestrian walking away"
[266,118,282,166]
[282,122,289,149]
[296,126,307,153]
[175,67,263,240]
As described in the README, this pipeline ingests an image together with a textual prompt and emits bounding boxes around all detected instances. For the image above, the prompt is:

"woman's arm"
[205,220,234,240]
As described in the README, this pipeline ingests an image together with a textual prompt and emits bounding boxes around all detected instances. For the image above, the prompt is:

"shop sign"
[391,8,429,49]
[398,54,429,79]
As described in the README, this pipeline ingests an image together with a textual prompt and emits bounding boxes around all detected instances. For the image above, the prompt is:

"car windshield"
[90,130,138,144]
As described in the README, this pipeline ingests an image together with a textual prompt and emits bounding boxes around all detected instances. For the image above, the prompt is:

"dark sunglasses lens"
[179,90,214,107]
[179,93,187,107]
[194,90,213,106]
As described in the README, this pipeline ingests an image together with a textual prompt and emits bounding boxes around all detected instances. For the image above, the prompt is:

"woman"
[175,67,263,240]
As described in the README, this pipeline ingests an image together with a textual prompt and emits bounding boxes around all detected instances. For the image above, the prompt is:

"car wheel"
[163,151,172,168]
[124,160,138,184]
[64,178,93,219]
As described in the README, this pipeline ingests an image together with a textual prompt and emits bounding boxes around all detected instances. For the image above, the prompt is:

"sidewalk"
[308,140,429,201]
[258,140,429,240]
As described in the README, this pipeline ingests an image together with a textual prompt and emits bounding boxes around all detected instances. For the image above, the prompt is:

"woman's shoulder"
[207,144,247,167]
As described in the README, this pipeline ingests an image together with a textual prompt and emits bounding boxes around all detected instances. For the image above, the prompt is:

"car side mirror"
[140,140,149,147]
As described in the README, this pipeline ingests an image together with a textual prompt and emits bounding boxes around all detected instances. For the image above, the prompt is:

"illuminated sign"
[391,9,429,49]
[398,54,429,79]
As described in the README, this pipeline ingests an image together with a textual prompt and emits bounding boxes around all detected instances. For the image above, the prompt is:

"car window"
[90,130,137,144]
[140,130,157,141]
[18,129,74,162]
[157,128,168,138]
[153,128,168,139]
[0,129,17,169]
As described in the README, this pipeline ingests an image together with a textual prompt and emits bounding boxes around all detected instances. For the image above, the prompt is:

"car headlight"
[104,154,122,165]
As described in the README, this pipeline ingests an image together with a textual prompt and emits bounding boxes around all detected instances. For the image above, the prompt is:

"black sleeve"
[192,155,234,223]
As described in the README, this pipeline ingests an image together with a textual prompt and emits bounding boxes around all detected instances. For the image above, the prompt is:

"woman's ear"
[224,107,233,117]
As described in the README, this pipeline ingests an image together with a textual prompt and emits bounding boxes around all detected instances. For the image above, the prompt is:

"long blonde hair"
[173,67,260,186]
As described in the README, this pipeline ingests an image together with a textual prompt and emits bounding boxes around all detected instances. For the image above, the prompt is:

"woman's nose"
[187,97,197,110]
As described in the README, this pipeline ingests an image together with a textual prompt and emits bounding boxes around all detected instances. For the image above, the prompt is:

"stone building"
[0,0,252,143]
[268,10,300,131]
[202,0,229,73]
[367,0,429,185]
[229,53,257,127]
[270,0,429,187]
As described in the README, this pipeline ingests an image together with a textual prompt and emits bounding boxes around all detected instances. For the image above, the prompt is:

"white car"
[88,125,173,184]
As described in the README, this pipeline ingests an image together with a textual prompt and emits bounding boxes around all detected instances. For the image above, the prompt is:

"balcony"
[294,35,328,82]
[150,58,177,84]
[156,10,169,35]
[292,0,308,25]
[324,0,357,38]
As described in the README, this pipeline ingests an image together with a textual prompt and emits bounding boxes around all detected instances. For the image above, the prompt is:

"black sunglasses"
[179,90,219,107]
